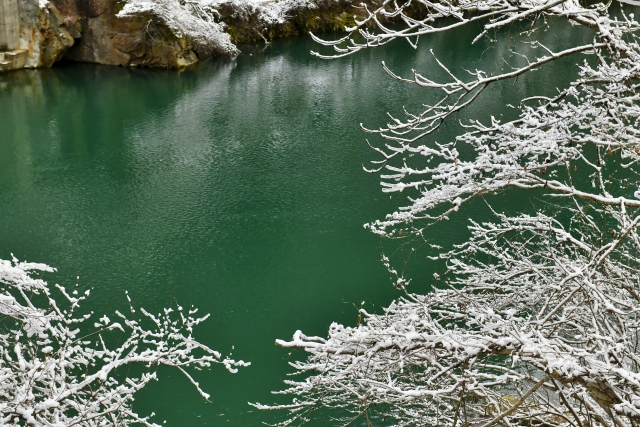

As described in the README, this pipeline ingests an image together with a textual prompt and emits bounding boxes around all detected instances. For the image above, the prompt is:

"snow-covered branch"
[0,256,248,426]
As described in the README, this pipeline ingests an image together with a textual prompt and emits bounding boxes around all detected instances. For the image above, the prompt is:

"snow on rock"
[118,0,319,56]
[118,0,238,56]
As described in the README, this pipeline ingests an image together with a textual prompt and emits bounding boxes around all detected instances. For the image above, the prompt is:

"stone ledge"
[0,49,27,72]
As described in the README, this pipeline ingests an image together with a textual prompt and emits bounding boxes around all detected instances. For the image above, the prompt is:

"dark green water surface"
[0,22,596,426]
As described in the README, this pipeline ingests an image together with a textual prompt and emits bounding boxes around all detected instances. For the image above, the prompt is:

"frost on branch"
[0,256,248,426]
[264,1,640,426]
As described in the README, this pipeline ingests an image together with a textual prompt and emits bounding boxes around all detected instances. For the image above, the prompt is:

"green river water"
[0,21,604,426]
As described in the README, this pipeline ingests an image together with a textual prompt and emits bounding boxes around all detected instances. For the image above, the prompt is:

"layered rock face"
[0,0,74,70]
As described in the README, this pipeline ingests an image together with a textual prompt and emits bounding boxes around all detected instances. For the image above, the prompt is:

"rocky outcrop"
[47,0,392,69]
[61,0,198,68]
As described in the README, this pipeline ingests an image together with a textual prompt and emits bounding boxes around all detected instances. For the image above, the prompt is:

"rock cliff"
[0,0,392,71]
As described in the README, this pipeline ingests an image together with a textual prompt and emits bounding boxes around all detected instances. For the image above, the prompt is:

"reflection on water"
[0,22,597,426]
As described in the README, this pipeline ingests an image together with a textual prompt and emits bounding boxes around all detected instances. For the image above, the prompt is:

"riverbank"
[0,0,407,71]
